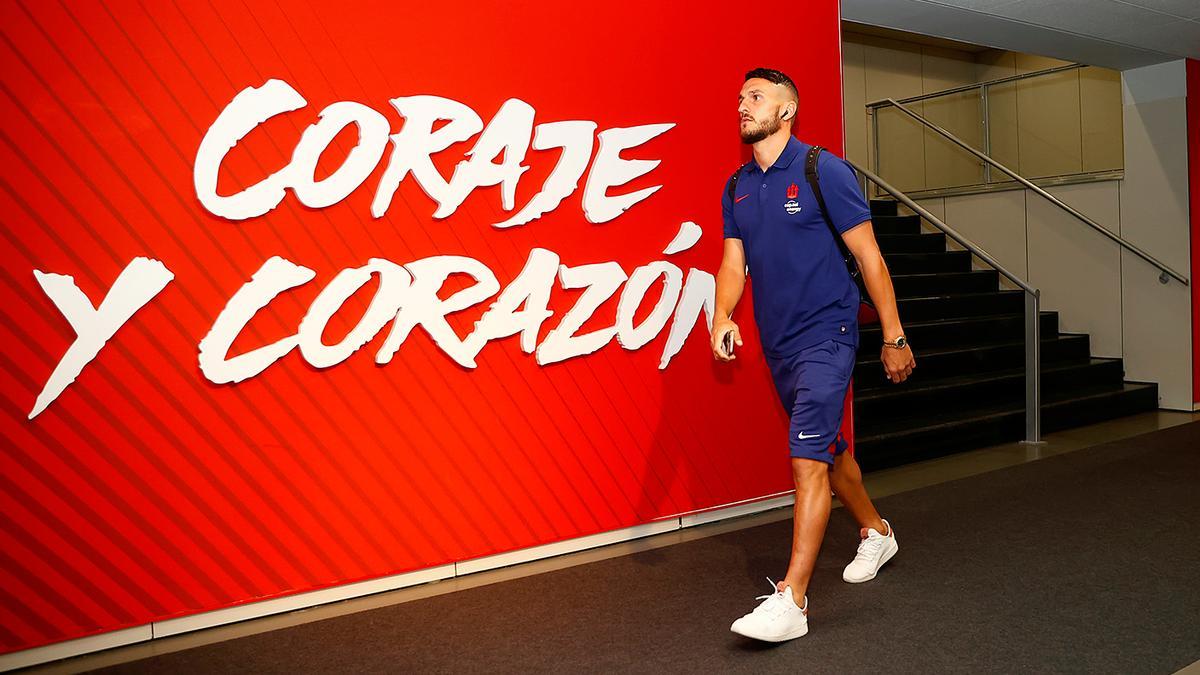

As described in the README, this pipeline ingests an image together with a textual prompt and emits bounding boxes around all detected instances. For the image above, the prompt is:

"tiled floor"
[27,409,1200,674]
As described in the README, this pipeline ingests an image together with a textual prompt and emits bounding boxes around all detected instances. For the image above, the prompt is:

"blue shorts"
[766,339,856,464]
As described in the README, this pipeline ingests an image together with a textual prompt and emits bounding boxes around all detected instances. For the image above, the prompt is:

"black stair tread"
[889,270,1000,294]
[894,289,1025,306]
[897,289,1024,302]
[855,382,1156,441]
[876,233,944,240]
[893,292,1026,322]
[870,215,922,229]
[883,251,971,265]
[858,310,1056,335]
[883,251,968,259]
[854,333,1060,362]
[875,235,948,254]
[854,333,1084,366]
[894,290,1023,309]
[888,270,995,280]
[854,358,1121,402]
[870,200,897,217]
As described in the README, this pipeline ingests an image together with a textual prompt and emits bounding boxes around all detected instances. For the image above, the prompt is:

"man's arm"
[843,222,915,384]
[711,238,747,361]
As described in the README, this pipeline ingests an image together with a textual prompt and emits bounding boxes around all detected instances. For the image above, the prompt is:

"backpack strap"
[806,145,874,308]
[804,145,852,261]
[726,165,744,201]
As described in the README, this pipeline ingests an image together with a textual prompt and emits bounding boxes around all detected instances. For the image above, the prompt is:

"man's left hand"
[882,345,915,384]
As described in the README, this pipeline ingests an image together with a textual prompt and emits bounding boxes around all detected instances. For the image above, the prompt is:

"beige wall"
[1080,68,1124,172]
[943,191,1029,281]
[842,32,977,190]
[1026,182,1123,358]
[842,39,869,173]
[842,33,1123,190]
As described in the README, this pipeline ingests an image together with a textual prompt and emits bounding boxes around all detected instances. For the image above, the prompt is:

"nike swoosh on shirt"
[734,194,750,203]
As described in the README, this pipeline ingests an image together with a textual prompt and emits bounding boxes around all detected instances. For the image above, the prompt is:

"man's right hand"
[711,319,743,362]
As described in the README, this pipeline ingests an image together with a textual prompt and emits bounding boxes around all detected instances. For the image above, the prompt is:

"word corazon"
[30,251,714,418]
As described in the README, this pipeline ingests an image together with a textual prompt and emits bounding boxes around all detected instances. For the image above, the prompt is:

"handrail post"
[1023,289,1044,445]
[981,84,991,185]
[871,107,881,199]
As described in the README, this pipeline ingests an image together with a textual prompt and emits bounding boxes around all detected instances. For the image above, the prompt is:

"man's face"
[738,78,789,144]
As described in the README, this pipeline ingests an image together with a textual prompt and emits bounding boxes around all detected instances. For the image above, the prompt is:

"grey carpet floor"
[93,421,1200,674]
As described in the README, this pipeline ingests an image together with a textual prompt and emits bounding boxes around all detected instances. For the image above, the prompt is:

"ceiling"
[843,22,994,53]
[841,0,1200,70]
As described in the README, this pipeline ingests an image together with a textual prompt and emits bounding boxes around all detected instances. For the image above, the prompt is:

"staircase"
[853,199,1159,472]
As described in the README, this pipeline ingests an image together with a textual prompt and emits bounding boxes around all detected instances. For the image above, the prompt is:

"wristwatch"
[882,335,908,349]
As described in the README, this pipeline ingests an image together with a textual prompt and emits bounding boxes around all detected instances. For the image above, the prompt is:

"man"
[714,68,916,642]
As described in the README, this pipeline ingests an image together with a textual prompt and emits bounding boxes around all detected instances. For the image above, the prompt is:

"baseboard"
[455,520,681,576]
[680,492,795,528]
[0,625,152,672]
[152,564,456,638]
[1,492,797,671]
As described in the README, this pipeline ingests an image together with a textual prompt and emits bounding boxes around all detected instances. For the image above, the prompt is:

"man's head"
[738,67,799,144]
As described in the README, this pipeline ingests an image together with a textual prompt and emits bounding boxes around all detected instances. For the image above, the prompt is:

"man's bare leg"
[778,458,832,606]
[829,451,887,534]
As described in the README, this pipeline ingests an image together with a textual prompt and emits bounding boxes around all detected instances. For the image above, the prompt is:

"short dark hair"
[744,67,799,102]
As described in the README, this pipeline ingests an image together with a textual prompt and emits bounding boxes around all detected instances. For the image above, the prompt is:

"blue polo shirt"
[722,136,872,358]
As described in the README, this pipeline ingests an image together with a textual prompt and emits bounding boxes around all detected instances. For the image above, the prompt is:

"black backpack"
[727,145,873,308]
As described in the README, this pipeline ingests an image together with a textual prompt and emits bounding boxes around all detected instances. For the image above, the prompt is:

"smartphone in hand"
[722,330,735,357]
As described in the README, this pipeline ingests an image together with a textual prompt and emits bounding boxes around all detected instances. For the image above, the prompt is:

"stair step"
[890,270,999,297]
[870,199,898,217]
[858,311,1059,352]
[854,333,1091,390]
[871,214,922,235]
[856,193,1158,472]
[895,290,1025,322]
[853,358,1124,422]
[876,232,946,253]
[884,251,972,274]
[853,382,1159,472]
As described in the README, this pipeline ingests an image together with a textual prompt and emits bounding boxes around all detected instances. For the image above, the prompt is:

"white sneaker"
[842,519,898,583]
[730,578,809,642]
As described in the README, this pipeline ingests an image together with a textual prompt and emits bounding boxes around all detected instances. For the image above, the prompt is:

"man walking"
[713,68,916,642]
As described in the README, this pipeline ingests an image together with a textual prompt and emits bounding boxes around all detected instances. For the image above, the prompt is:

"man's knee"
[828,449,854,477]
[791,457,831,484]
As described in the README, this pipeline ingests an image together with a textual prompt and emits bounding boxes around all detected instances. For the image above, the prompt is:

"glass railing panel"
[922,88,986,189]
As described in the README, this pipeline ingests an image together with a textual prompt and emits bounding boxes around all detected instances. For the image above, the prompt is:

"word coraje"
[194,79,674,227]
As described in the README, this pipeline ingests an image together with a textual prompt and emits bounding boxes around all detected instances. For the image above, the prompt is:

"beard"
[740,113,781,144]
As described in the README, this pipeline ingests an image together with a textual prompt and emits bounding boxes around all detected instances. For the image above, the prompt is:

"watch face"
[896,336,906,348]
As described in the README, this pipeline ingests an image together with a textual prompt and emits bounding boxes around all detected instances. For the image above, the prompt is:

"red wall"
[1189,59,1200,406]
[0,0,846,653]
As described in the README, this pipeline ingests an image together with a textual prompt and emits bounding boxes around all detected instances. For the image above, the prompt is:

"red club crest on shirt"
[787,183,799,199]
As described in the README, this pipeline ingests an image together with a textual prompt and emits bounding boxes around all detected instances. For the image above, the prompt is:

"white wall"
[1118,60,1192,410]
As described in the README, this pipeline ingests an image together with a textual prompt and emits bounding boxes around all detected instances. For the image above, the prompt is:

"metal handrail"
[869,97,1189,287]
[850,160,1044,445]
